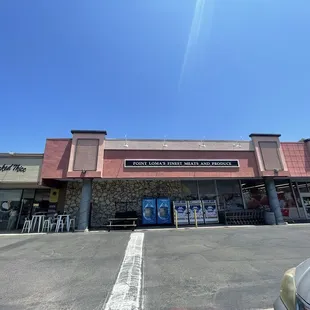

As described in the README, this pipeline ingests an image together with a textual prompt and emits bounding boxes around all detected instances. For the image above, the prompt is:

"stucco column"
[264,178,285,225]
[78,179,92,230]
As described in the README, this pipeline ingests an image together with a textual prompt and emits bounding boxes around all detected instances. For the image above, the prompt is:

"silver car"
[274,258,310,310]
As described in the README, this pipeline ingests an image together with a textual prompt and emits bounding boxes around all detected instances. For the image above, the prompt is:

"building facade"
[0,153,64,230]
[38,130,310,230]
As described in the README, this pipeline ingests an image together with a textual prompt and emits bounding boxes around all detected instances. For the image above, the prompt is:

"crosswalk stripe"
[103,232,144,310]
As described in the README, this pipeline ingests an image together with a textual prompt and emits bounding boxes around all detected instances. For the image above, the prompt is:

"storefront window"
[291,182,307,218]
[197,180,216,200]
[17,190,36,229]
[217,180,243,210]
[0,190,22,230]
[33,189,50,214]
[301,196,310,218]
[293,181,310,218]
[241,180,268,210]
[274,180,299,218]
[275,180,296,208]
[181,181,199,200]
[297,182,310,193]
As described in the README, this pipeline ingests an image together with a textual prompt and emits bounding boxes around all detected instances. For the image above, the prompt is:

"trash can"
[264,211,276,225]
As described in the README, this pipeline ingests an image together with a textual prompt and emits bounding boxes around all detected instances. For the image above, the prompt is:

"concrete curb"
[137,225,258,232]
[137,223,310,232]
[0,231,106,237]
[0,232,47,237]
[1,223,308,236]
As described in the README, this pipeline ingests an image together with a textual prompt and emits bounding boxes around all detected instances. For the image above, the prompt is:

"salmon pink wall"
[41,139,72,179]
[102,150,259,179]
[282,143,310,177]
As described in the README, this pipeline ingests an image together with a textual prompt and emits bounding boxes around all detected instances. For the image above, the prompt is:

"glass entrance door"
[300,193,310,219]
[0,190,23,231]
[16,198,34,229]
[16,189,36,229]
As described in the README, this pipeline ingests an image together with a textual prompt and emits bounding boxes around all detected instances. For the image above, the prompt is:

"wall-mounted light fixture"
[162,136,168,148]
[123,134,129,148]
[233,142,241,149]
[199,137,206,148]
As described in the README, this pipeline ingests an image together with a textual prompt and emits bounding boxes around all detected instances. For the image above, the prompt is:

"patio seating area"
[21,213,76,233]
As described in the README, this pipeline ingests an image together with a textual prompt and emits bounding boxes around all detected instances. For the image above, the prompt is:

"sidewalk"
[0,231,47,237]
[2,222,310,236]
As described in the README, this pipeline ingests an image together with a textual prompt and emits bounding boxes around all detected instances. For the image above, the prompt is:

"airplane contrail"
[178,0,206,90]
[192,0,206,43]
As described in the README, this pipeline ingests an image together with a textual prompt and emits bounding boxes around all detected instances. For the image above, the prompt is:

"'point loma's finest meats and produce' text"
[124,160,239,168]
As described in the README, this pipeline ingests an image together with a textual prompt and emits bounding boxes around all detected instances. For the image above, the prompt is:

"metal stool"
[69,217,76,232]
[42,218,52,232]
[21,219,31,233]
[58,220,65,232]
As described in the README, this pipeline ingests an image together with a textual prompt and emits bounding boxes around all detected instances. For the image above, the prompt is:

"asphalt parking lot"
[0,232,131,310]
[1,225,310,310]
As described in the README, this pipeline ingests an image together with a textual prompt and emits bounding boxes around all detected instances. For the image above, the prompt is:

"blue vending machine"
[156,198,171,225]
[142,198,157,225]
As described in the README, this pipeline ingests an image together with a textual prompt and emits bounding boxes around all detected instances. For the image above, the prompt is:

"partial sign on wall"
[258,141,283,170]
[0,164,27,173]
[73,139,99,171]
[49,188,59,203]
[0,157,42,183]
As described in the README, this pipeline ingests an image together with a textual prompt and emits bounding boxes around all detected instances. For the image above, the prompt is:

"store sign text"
[124,160,239,168]
[0,164,27,173]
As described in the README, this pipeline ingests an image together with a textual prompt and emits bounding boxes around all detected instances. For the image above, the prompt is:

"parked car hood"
[296,258,310,303]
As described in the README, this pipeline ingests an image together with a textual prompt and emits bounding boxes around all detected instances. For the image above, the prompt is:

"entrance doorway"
[300,193,310,219]
[16,189,50,229]
[0,188,51,231]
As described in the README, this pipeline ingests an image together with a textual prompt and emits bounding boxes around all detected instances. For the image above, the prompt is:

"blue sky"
[0,0,309,152]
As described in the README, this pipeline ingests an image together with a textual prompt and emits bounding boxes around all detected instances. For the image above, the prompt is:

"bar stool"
[42,218,52,232]
[30,214,45,233]
[21,219,32,233]
[69,216,76,232]
[59,220,65,232]
[42,216,58,232]
[42,218,49,232]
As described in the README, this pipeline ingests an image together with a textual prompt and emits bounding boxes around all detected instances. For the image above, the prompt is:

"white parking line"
[103,232,144,310]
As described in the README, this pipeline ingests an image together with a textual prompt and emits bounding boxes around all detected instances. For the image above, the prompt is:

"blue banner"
[173,201,189,225]
[188,200,204,224]
[202,200,219,223]
[157,198,171,224]
[142,198,157,225]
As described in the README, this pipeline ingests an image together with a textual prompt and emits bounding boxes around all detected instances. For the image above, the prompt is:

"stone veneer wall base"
[65,180,184,227]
